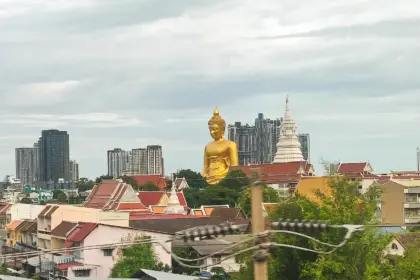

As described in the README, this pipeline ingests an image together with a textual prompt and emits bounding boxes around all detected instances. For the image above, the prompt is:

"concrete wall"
[8,204,45,220]
[381,181,404,225]
[83,224,171,277]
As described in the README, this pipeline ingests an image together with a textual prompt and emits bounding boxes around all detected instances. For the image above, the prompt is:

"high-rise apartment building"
[15,144,39,186]
[38,129,70,183]
[298,133,310,162]
[147,145,164,175]
[228,122,256,166]
[130,148,148,175]
[107,148,130,178]
[69,160,79,182]
[108,146,164,177]
[255,113,282,164]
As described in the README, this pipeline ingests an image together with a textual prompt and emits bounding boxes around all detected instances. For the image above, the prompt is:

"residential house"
[380,179,420,226]
[56,223,172,278]
[230,161,315,195]
[6,220,22,247]
[131,175,167,190]
[37,204,130,250]
[7,203,46,221]
[385,232,420,257]
[173,234,252,273]
[51,221,77,249]
[83,179,149,212]
[0,203,12,228]
[15,220,38,249]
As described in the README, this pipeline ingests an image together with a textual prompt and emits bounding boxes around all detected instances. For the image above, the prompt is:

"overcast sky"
[1,0,419,179]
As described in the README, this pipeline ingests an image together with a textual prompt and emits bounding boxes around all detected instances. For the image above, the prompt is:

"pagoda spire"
[273,95,304,163]
[164,183,185,214]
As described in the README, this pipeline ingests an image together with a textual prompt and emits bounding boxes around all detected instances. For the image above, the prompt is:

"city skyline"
[1,1,419,178]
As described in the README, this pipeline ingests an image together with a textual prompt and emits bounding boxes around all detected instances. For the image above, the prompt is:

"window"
[74,270,90,277]
[211,257,221,265]
[391,243,398,250]
[103,249,113,256]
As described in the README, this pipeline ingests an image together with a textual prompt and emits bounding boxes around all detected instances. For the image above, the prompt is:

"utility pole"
[250,168,268,280]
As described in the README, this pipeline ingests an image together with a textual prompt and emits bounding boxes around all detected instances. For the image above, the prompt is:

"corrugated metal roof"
[51,221,77,238]
[140,269,201,279]
[66,222,97,242]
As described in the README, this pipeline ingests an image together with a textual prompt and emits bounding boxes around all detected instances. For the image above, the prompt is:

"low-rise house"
[15,220,37,248]
[7,203,46,221]
[6,220,22,247]
[51,221,78,249]
[385,232,420,257]
[57,223,172,278]
[0,203,12,228]
[173,234,252,274]
[37,204,130,250]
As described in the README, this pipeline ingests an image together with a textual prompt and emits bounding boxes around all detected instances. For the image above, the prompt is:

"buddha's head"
[208,107,226,140]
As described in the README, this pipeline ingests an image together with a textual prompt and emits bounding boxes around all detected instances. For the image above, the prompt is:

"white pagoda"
[273,95,304,163]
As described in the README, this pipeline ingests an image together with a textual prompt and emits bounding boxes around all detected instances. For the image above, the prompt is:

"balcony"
[404,187,420,193]
[405,216,420,224]
[404,202,420,208]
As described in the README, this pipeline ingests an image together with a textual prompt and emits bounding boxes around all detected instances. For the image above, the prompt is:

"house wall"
[384,238,405,257]
[8,204,46,220]
[51,205,129,229]
[51,237,65,249]
[201,256,240,273]
[381,182,404,225]
[82,225,171,277]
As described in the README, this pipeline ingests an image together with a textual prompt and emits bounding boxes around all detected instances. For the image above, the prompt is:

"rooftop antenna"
[417,146,420,172]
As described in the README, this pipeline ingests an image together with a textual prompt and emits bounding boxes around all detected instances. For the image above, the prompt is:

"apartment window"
[103,248,113,256]
[74,270,90,277]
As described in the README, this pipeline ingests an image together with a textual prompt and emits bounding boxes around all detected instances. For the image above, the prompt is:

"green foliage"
[236,176,419,280]
[219,169,249,190]
[95,175,113,183]
[119,176,139,189]
[52,190,64,199]
[0,263,12,275]
[110,237,170,277]
[20,197,33,204]
[139,182,159,191]
[57,192,67,202]
[175,169,207,188]
[238,185,280,216]
[78,177,95,192]
[172,247,200,275]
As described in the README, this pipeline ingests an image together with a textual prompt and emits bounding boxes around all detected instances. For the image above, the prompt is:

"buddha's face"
[209,124,223,140]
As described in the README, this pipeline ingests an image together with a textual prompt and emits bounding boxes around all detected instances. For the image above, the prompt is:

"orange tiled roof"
[6,220,22,231]
[262,203,278,214]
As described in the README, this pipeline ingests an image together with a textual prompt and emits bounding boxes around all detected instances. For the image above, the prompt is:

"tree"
[110,237,170,277]
[219,169,249,190]
[238,185,280,216]
[202,184,241,207]
[52,190,64,199]
[20,197,33,204]
[119,176,139,189]
[139,182,159,191]
[236,177,401,280]
[96,175,113,183]
[175,169,207,188]
[57,192,67,203]
[78,178,95,192]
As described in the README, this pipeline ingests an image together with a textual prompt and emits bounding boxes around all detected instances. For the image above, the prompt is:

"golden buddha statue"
[202,108,238,184]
